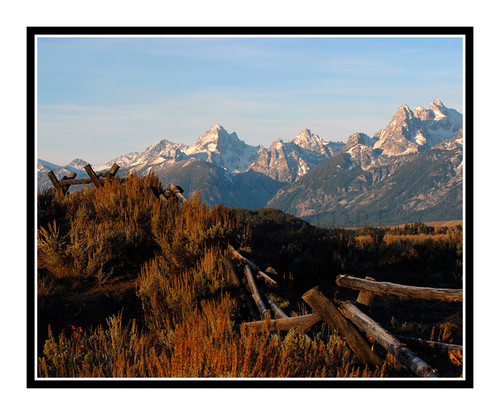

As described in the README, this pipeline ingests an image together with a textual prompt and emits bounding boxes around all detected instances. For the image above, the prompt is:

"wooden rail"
[61,171,77,193]
[336,275,463,302]
[228,245,278,287]
[302,286,384,368]
[222,259,259,321]
[339,302,437,377]
[263,293,287,319]
[47,163,122,194]
[207,236,461,376]
[244,265,268,316]
[397,336,463,355]
[46,163,186,208]
[244,313,322,333]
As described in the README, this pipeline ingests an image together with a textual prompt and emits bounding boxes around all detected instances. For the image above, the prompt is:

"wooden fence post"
[108,163,120,177]
[356,276,376,307]
[47,171,63,194]
[302,286,384,368]
[339,301,438,377]
[84,164,102,188]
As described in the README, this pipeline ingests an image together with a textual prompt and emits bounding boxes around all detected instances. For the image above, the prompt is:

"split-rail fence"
[45,163,186,203]
[229,246,463,378]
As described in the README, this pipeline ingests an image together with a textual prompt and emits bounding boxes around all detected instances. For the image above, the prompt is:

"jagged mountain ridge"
[247,129,345,183]
[38,124,345,201]
[38,99,464,225]
[373,99,462,157]
[266,131,463,226]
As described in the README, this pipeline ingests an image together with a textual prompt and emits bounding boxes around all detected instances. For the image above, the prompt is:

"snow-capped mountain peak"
[344,132,377,150]
[397,103,413,117]
[431,98,444,107]
[290,128,343,157]
[373,99,462,157]
[67,158,89,169]
[291,128,322,151]
[183,125,259,172]
[192,124,237,149]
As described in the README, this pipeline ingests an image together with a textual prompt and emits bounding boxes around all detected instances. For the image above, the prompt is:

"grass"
[36,174,463,378]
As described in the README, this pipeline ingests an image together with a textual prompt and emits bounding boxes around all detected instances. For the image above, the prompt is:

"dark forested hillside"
[141,158,286,209]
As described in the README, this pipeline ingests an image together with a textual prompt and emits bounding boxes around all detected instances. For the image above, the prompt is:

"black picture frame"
[28,26,473,388]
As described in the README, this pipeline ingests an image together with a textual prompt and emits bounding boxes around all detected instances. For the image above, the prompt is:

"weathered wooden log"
[168,184,186,203]
[339,301,438,377]
[223,259,259,321]
[62,171,77,180]
[47,171,63,193]
[228,245,257,268]
[296,313,323,335]
[244,265,268,316]
[176,192,187,203]
[159,193,168,204]
[257,270,279,287]
[244,313,322,333]
[262,293,314,339]
[61,171,77,193]
[54,164,122,189]
[98,164,120,181]
[228,245,278,286]
[108,163,120,176]
[263,293,287,319]
[58,177,107,186]
[356,276,376,306]
[165,190,186,203]
[336,275,463,302]
[302,286,384,368]
[169,183,184,194]
[84,164,102,188]
[396,336,463,355]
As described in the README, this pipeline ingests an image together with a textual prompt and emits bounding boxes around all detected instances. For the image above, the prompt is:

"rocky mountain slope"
[38,124,340,207]
[247,129,344,183]
[38,99,464,226]
[267,126,463,226]
[373,99,462,157]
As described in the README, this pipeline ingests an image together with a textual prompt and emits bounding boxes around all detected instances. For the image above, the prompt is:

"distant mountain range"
[38,99,464,227]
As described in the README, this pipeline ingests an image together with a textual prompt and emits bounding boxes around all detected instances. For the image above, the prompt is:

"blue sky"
[37,35,464,165]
